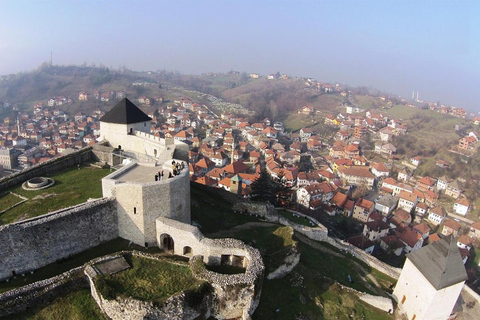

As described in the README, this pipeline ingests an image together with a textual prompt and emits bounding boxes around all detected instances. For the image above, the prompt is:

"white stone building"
[393,235,467,320]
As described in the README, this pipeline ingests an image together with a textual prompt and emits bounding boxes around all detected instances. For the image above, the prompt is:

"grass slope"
[226,225,394,320]
[2,288,108,320]
[190,183,259,234]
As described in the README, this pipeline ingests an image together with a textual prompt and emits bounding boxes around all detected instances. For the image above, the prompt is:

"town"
[1,67,480,319]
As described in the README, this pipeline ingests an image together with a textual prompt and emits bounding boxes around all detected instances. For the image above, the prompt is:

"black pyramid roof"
[407,234,468,290]
[100,98,151,124]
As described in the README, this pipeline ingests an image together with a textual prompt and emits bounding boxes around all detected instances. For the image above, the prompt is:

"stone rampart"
[85,252,214,320]
[232,201,400,279]
[91,143,118,166]
[0,147,93,191]
[103,160,191,247]
[156,217,264,319]
[0,267,87,317]
[0,198,118,281]
[323,237,401,279]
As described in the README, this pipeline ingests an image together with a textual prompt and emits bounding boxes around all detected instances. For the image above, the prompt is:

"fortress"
[0,98,264,319]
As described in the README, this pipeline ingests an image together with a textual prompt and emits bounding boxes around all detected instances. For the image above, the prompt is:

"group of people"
[153,161,185,181]
[172,160,185,176]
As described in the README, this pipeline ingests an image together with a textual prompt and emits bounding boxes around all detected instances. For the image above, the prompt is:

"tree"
[250,169,277,203]
[275,170,293,206]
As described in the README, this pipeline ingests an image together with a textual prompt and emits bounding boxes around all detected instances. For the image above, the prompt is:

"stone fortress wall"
[233,201,402,279]
[0,198,118,281]
[0,146,94,191]
[156,216,264,320]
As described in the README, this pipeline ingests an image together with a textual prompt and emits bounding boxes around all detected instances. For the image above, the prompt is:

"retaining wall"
[232,201,401,279]
[0,267,87,317]
[0,198,118,281]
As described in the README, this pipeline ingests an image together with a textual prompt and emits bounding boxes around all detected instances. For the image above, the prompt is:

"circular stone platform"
[22,177,55,191]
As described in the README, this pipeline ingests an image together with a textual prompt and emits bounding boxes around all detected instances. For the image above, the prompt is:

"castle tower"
[230,174,243,197]
[393,235,467,320]
[99,98,152,149]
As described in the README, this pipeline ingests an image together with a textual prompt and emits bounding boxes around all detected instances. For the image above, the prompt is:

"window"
[134,207,137,214]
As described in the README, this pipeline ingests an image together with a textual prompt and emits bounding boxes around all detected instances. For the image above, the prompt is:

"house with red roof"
[428,206,447,226]
[441,219,462,237]
[417,176,436,192]
[352,198,375,223]
[453,197,470,216]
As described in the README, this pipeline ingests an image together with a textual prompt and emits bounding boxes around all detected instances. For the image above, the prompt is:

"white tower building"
[393,235,467,320]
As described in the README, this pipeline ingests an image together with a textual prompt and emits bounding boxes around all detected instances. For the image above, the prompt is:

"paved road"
[447,212,474,225]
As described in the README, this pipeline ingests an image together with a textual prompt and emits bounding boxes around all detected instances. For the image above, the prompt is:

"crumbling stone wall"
[91,143,118,166]
[0,267,87,317]
[156,217,265,319]
[0,198,118,281]
[232,201,276,218]
[85,252,214,320]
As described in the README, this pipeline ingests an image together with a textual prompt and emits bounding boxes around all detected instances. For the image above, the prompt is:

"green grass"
[352,95,388,110]
[0,165,111,225]
[190,183,258,234]
[96,255,206,305]
[2,288,108,320]
[283,113,315,132]
[277,209,312,227]
[0,192,23,211]
[298,241,375,294]
[224,225,296,273]
[253,265,393,320]
[0,238,160,294]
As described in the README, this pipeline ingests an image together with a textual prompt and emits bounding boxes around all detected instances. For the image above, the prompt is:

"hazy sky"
[1,0,479,110]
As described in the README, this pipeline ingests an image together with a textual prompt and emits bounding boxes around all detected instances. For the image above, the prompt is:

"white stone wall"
[103,161,191,247]
[156,218,264,320]
[393,258,464,320]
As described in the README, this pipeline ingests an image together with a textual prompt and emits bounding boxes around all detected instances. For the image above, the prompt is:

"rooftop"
[112,161,185,184]
[407,235,468,290]
[100,98,152,124]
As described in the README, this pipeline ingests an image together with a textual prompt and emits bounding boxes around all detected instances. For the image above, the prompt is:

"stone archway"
[160,234,174,252]
[183,246,193,257]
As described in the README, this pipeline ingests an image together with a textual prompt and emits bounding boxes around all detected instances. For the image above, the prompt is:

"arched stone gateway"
[183,246,193,257]
[160,234,174,252]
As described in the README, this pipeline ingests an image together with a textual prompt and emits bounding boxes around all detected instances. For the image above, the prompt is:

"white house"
[393,235,467,320]
[397,190,417,213]
[453,198,470,216]
[428,206,447,226]
[374,195,398,216]
[436,175,449,191]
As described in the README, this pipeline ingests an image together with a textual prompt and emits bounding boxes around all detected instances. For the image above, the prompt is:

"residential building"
[453,198,470,216]
[337,166,375,188]
[469,222,480,239]
[397,190,418,213]
[374,194,398,216]
[441,219,462,237]
[352,198,375,223]
[428,206,447,226]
